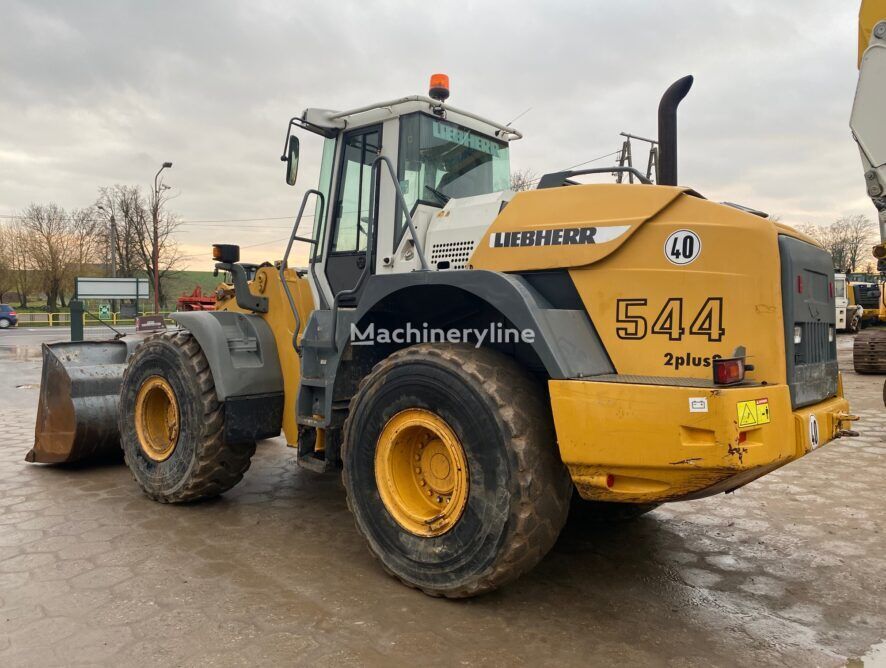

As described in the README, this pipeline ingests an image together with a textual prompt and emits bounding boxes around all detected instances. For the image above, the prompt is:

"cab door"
[324,125,382,302]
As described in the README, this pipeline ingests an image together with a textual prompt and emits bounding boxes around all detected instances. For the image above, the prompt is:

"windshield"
[396,112,510,244]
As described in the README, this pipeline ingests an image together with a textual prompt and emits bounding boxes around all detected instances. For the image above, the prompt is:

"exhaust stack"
[657,75,694,186]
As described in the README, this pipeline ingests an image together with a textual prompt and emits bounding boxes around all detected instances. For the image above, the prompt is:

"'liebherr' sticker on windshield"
[489,224,630,248]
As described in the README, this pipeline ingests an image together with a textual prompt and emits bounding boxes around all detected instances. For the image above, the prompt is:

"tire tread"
[120,330,255,503]
[342,343,571,598]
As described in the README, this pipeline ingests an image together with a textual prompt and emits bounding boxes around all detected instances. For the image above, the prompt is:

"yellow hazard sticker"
[737,398,771,427]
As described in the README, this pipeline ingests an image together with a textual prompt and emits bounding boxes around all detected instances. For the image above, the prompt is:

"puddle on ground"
[0,346,43,361]
[848,640,886,667]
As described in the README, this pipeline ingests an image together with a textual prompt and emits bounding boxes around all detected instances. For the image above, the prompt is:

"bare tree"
[95,184,182,308]
[510,168,537,192]
[840,214,877,273]
[796,223,843,269]
[0,224,14,303]
[796,216,877,272]
[95,185,149,278]
[19,204,68,310]
[8,219,36,307]
[17,203,101,310]
[59,207,103,304]
[139,184,182,309]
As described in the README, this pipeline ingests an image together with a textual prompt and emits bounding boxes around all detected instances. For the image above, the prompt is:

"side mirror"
[285,135,300,186]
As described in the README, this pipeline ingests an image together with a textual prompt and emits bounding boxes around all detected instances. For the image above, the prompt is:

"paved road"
[0,336,883,666]
[0,327,135,411]
[0,326,135,346]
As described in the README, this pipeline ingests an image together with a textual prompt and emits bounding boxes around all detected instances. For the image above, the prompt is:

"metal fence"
[15,312,176,327]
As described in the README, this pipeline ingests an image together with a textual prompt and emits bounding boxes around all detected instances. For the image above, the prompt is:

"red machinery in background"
[176,286,216,312]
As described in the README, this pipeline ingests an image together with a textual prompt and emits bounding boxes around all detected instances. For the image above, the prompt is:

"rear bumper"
[549,378,851,504]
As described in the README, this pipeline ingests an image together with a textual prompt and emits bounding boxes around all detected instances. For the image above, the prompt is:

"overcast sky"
[0,0,872,268]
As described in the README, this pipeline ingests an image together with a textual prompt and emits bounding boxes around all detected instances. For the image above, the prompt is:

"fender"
[171,311,284,443]
[297,270,614,431]
[351,270,614,380]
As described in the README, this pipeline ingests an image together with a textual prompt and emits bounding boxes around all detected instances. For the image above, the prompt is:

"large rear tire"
[342,343,572,598]
[119,330,255,503]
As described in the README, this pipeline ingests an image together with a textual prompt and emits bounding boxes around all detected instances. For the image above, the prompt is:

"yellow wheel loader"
[29,74,856,598]
[853,0,886,374]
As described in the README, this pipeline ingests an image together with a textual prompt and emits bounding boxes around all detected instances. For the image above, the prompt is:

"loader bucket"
[26,341,130,464]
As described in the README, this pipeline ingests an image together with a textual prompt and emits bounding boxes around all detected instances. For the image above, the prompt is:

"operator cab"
[282,75,521,308]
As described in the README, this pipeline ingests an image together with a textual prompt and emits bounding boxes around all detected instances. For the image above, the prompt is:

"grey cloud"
[0,0,873,266]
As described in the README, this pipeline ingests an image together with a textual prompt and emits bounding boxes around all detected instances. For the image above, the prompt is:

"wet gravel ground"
[0,335,883,666]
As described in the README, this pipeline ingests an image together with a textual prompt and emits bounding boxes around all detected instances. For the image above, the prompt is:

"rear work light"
[713,357,746,385]
[713,346,754,386]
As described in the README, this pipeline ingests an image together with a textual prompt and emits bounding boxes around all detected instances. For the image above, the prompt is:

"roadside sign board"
[135,315,166,333]
[98,304,111,320]
[75,277,151,300]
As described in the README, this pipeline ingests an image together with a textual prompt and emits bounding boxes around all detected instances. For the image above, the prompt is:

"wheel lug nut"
[420,479,426,486]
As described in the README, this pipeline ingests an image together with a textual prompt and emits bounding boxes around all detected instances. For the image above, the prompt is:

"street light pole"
[152,162,173,314]
[97,204,118,313]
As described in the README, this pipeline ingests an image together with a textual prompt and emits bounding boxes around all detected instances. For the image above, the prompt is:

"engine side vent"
[429,240,475,270]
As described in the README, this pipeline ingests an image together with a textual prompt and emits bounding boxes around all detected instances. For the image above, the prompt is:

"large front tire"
[119,330,255,503]
[343,344,571,598]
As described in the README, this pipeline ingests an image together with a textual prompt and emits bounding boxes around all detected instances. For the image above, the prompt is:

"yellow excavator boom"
[861,0,886,67]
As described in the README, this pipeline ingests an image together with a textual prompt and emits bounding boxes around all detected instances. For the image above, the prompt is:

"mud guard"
[170,312,285,442]
[169,311,283,401]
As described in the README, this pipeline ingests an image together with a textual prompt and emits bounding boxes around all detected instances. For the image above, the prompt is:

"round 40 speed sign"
[664,229,701,265]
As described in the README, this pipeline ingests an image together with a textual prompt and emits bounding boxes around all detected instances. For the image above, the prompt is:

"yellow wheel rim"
[374,409,469,537]
[134,376,180,462]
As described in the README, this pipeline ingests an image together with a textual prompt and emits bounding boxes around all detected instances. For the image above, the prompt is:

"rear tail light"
[793,326,802,344]
[828,326,834,343]
[8,311,16,317]
[713,356,746,385]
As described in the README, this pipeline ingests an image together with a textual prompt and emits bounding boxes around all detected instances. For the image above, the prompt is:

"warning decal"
[737,398,771,427]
